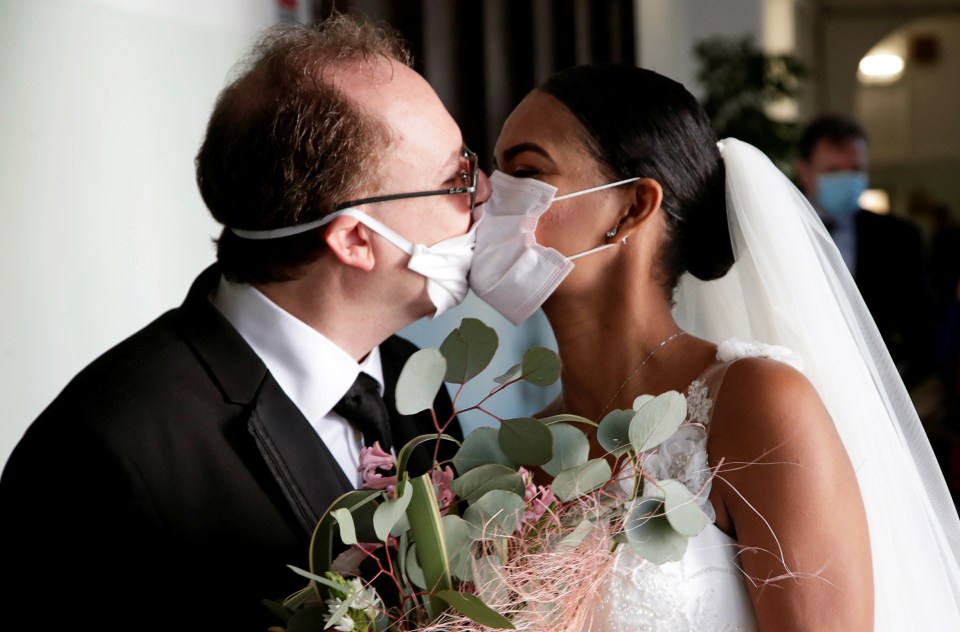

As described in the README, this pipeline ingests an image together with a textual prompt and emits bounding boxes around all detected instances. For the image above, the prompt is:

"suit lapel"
[247,374,353,534]
[175,264,353,535]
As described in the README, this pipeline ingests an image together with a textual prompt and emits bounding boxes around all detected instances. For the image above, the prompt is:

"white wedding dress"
[585,339,804,631]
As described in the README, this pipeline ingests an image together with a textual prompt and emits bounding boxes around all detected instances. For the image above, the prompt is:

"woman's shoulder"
[707,339,831,449]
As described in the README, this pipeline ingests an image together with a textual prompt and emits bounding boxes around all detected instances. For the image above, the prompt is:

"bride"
[468,64,960,630]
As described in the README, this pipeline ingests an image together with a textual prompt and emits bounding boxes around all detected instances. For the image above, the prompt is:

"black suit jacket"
[0,264,458,631]
[852,210,937,389]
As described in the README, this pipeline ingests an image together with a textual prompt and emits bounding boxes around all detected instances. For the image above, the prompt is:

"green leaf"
[406,474,452,617]
[396,348,447,415]
[623,497,689,564]
[493,362,523,384]
[309,489,381,600]
[555,519,596,553]
[629,391,687,453]
[551,458,612,502]
[521,347,561,386]
[434,590,516,629]
[632,394,655,410]
[498,417,553,466]
[405,542,427,590]
[541,423,590,477]
[463,490,525,536]
[396,433,460,479]
[330,508,357,546]
[439,318,499,384]
[453,427,517,474]
[597,409,635,456]
[539,413,598,428]
[661,479,708,537]
[450,463,525,504]
[284,605,331,632]
[443,515,480,582]
[373,475,414,541]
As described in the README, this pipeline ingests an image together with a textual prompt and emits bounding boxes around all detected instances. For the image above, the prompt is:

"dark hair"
[798,114,868,161]
[195,13,411,284]
[539,64,733,292]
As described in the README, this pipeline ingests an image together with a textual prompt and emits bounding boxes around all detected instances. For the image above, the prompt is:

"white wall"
[0,0,276,467]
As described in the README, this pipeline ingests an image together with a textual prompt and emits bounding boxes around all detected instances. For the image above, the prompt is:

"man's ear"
[616,178,664,235]
[324,215,376,271]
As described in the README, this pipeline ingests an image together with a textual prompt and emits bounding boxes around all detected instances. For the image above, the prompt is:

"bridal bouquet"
[264,318,709,631]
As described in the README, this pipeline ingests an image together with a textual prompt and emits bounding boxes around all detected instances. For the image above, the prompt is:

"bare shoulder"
[708,356,836,456]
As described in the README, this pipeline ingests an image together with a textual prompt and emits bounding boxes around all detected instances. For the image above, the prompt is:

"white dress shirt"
[209,276,383,487]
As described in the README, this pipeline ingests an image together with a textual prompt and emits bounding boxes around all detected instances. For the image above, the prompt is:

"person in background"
[0,13,488,631]
[796,114,937,392]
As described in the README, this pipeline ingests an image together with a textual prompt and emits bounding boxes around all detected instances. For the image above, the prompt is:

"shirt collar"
[208,276,384,422]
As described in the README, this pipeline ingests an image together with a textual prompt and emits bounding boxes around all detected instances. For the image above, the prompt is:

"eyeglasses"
[334,146,479,212]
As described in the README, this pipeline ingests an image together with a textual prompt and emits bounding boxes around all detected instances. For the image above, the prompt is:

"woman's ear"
[324,215,376,271]
[613,178,664,237]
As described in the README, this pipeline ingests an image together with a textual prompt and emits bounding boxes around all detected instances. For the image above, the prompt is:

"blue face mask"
[815,171,868,217]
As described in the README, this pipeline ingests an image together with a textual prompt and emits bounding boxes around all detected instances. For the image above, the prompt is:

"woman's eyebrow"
[500,142,552,163]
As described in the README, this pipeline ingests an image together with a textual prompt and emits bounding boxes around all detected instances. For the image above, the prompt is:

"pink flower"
[359,441,397,493]
[519,467,557,525]
[432,466,455,514]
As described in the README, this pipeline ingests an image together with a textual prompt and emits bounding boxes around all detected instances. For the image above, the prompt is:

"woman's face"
[494,90,627,258]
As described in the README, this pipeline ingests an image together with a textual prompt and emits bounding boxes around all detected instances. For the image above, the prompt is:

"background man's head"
[797,114,870,216]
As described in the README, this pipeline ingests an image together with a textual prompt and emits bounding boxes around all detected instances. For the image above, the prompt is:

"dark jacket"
[0,264,457,631]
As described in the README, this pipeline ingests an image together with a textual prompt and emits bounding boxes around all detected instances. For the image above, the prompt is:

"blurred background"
[2,0,958,497]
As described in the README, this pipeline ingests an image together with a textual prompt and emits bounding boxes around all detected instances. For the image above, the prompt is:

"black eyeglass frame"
[333,146,479,212]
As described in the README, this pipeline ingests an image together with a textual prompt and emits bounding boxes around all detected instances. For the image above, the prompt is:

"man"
[0,14,488,631]
[797,114,935,390]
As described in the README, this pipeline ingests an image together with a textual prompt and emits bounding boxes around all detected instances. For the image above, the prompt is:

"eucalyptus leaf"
[539,413,598,428]
[405,542,427,590]
[493,362,523,384]
[498,417,553,466]
[434,590,516,629]
[309,489,380,600]
[632,394,655,410]
[661,479,708,537]
[443,515,480,582]
[396,433,460,479]
[373,476,413,541]
[453,427,517,474]
[463,489,525,536]
[330,508,357,546]
[596,409,635,456]
[450,463,525,504]
[551,458,612,502]
[474,555,509,606]
[541,423,590,477]
[556,519,596,553]
[623,497,689,564]
[396,348,447,415]
[521,347,561,386]
[439,318,499,384]
[629,391,687,453]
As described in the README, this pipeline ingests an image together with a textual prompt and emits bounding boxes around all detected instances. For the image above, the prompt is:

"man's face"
[797,136,869,199]
[334,59,490,316]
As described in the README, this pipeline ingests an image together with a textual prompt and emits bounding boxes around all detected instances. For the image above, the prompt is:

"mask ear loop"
[557,177,641,261]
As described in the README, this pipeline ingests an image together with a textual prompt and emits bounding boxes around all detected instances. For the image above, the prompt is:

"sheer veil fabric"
[673,139,960,628]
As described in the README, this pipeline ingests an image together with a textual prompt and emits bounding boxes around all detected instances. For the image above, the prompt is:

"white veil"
[673,138,960,629]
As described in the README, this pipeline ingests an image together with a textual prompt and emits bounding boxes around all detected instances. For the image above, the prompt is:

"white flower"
[324,577,382,631]
[641,424,716,522]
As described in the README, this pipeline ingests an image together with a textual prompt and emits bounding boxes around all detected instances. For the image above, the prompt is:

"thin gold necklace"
[594,330,687,419]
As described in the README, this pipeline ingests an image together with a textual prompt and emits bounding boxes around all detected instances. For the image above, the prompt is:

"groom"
[0,13,487,631]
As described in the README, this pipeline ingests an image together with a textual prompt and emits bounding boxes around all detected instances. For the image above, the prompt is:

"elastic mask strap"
[568,243,617,260]
[231,207,414,255]
[553,177,640,201]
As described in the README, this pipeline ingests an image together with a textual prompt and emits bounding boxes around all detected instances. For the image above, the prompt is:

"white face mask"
[469,170,639,325]
[231,206,483,317]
